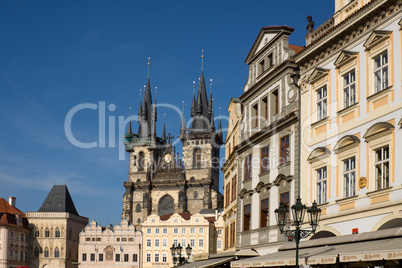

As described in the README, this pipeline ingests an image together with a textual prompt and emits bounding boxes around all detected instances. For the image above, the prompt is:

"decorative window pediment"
[239,188,253,199]
[307,147,331,163]
[334,51,359,68]
[308,68,330,83]
[333,135,360,154]
[273,174,293,186]
[255,182,272,193]
[363,122,394,142]
[363,31,392,50]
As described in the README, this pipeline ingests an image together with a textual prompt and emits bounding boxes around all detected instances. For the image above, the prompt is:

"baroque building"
[0,197,30,268]
[122,62,223,227]
[236,26,303,254]
[27,185,88,268]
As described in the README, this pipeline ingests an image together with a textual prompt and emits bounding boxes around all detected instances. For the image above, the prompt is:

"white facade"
[78,219,142,268]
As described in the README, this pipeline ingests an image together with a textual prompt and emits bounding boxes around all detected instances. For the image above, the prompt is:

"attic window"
[259,60,265,74]
[268,53,273,68]
[15,215,22,226]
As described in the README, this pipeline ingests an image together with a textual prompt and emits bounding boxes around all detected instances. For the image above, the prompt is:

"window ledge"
[277,161,291,169]
[366,186,393,198]
[311,116,330,128]
[366,86,393,102]
[259,170,270,177]
[337,102,359,116]
[335,195,358,205]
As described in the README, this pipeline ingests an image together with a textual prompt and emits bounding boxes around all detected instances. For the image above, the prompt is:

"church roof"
[38,185,79,216]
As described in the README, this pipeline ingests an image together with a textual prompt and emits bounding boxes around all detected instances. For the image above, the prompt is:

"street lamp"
[170,243,192,266]
[275,197,321,268]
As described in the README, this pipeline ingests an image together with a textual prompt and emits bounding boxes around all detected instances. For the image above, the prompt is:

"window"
[139,152,145,171]
[244,155,252,181]
[122,237,127,242]
[194,191,198,199]
[199,239,204,247]
[268,53,273,68]
[224,226,229,249]
[116,237,120,242]
[20,250,23,261]
[217,239,222,249]
[155,228,160,234]
[280,192,290,223]
[190,239,195,247]
[181,228,186,234]
[244,204,251,231]
[225,182,230,207]
[116,254,121,262]
[343,70,356,108]
[146,239,151,247]
[44,248,49,258]
[375,146,389,190]
[261,146,269,172]
[259,59,265,74]
[173,239,178,246]
[317,85,327,120]
[252,103,258,128]
[162,253,167,263]
[136,204,141,212]
[231,176,237,201]
[194,148,201,168]
[55,227,60,237]
[10,231,14,239]
[181,239,186,247]
[146,228,151,234]
[260,198,269,227]
[34,228,39,237]
[199,228,204,234]
[45,228,49,237]
[262,97,268,120]
[55,248,60,258]
[90,253,95,261]
[230,222,236,247]
[272,90,279,115]
[82,253,87,261]
[280,135,290,165]
[317,167,328,204]
[190,227,195,234]
[34,247,39,257]
[133,254,138,262]
[173,228,178,234]
[99,253,103,261]
[343,157,356,197]
[162,238,167,247]
[124,254,129,262]
[163,228,168,234]
[146,253,151,262]
[20,233,24,241]
[374,51,388,92]
[155,239,160,247]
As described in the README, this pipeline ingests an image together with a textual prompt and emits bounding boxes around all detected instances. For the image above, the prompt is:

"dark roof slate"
[38,185,79,216]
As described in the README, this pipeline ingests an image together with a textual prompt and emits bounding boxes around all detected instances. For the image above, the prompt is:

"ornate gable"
[307,147,331,163]
[363,122,394,142]
[308,68,330,83]
[333,135,360,154]
[363,30,392,50]
[334,51,359,68]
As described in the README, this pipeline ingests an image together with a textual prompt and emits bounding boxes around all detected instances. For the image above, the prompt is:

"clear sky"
[0,1,334,226]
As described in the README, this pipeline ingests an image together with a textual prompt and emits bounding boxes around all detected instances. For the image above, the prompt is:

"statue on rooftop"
[306,15,314,34]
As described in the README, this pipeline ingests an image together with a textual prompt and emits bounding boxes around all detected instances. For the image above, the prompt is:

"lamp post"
[275,197,321,268]
[170,243,192,266]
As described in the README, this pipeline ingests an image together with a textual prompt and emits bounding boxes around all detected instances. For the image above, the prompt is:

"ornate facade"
[122,64,223,227]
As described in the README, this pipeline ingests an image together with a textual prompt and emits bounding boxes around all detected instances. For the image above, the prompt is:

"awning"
[231,237,402,267]
[180,256,235,268]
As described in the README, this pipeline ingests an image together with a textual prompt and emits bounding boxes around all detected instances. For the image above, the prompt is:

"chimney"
[8,196,16,207]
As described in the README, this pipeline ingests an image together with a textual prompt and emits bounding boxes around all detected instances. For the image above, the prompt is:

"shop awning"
[180,256,235,268]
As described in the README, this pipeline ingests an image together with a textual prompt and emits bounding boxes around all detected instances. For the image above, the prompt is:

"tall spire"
[191,81,196,117]
[138,89,143,136]
[127,107,132,135]
[162,114,166,142]
[201,49,204,72]
[180,101,186,139]
[208,79,213,117]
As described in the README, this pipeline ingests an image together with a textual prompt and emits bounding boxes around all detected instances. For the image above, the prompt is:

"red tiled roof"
[289,44,305,55]
[160,212,192,221]
[0,198,30,229]
[0,198,25,216]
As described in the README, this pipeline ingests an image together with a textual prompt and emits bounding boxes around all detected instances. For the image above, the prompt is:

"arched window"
[158,195,175,216]
[136,204,141,212]
[137,218,141,224]
[44,247,49,258]
[45,228,49,237]
[34,247,39,257]
[194,191,198,199]
[139,152,145,171]
[194,148,201,168]
[34,228,39,237]
[55,227,60,238]
[54,247,60,258]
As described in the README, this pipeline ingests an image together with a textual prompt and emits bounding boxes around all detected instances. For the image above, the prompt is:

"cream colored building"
[78,219,142,268]
[0,197,30,268]
[141,212,221,268]
[27,185,88,268]
[296,0,402,238]
[221,98,242,252]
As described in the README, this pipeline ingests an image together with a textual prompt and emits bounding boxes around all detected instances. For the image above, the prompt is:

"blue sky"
[0,1,333,226]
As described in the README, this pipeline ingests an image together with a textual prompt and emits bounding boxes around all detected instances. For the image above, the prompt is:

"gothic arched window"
[55,227,60,237]
[158,195,175,216]
[44,247,49,258]
[194,191,198,199]
[45,228,49,237]
[54,247,60,258]
[139,152,145,171]
[194,148,201,169]
[34,247,39,257]
[136,204,141,212]
[34,228,39,237]
[137,218,141,224]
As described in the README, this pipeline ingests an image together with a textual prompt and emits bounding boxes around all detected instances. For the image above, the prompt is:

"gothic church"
[122,63,223,226]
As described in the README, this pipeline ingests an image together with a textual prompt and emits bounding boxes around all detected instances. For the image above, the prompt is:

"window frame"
[316,167,328,204]
[373,50,389,93]
[243,204,251,231]
[316,85,328,121]
[375,146,390,190]
[261,146,269,173]
[280,135,290,165]
[343,157,356,197]
[260,198,269,228]
[244,154,252,181]
[342,69,356,108]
